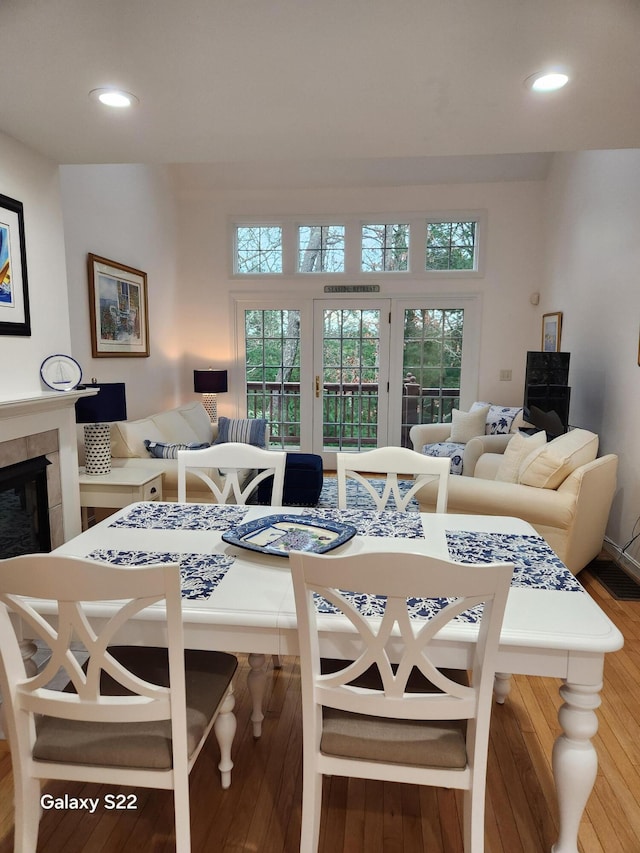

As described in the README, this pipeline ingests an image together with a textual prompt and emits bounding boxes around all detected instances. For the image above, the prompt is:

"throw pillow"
[471,402,523,435]
[518,429,599,489]
[495,430,547,483]
[214,417,268,448]
[449,406,490,444]
[144,440,210,459]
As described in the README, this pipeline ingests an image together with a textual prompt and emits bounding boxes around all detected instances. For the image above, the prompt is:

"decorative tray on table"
[221,514,357,557]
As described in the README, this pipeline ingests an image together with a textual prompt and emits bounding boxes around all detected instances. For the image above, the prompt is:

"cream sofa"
[107,401,269,502]
[410,426,618,575]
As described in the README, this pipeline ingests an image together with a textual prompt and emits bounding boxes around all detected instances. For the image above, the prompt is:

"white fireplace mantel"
[0,388,98,542]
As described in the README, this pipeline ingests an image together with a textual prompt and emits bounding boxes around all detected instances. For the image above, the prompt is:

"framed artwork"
[0,193,31,337]
[542,311,562,353]
[88,254,149,357]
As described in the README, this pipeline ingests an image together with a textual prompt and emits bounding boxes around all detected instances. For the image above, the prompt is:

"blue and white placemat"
[87,549,235,599]
[311,509,424,538]
[109,503,249,531]
[445,530,582,591]
[315,528,581,624]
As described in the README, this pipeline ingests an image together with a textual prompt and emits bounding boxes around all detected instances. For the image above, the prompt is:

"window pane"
[426,221,476,271]
[236,226,282,274]
[361,223,409,271]
[298,225,345,272]
[244,309,301,448]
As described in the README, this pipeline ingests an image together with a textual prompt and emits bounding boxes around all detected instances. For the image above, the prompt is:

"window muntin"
[361,223,409,272]
[426,221,476,271]
[236,226,283,274]
[298,225,345,273]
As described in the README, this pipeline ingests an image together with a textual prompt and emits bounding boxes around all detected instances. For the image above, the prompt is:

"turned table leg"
[247,652,268,738]
[550,681,602,853]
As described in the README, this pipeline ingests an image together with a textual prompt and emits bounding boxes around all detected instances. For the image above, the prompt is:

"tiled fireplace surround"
[0,390,96,550]
[0,428,65,550]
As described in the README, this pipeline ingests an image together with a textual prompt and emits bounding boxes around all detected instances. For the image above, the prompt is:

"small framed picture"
[88,254,149,357]
[542,312,562,353]
[0,193,31,337]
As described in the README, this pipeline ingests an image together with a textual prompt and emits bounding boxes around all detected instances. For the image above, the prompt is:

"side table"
[78,467,164,529]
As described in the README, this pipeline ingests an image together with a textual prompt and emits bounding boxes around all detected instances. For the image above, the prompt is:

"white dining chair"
[177,441,286,505]
[336,446,450,512]
[0,554,238,853]
[289,548,513,853]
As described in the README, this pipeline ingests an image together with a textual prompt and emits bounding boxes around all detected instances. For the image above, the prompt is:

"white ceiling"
[1,0,639,188]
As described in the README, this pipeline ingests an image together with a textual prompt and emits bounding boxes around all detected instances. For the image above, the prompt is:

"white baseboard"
[603,536,640,581]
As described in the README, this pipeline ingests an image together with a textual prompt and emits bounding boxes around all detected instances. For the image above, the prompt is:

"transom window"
[236,225,282,274]
[361,223,409,272]
[298,225,345,273]
[233,214,481,276]
[426,220,476,271]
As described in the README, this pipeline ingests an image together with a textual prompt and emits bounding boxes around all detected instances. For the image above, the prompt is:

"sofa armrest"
[463,434,513,477]
[409,423,452,451]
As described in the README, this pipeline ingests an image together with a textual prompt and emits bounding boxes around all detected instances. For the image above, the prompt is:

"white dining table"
[43,500,622,853]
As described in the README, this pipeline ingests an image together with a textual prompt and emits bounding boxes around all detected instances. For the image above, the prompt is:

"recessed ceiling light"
[89,88,139,108]
[524,71,569,92]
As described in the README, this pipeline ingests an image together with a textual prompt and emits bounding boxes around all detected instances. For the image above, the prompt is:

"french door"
[238,295,478,468]
[312,300,391,466]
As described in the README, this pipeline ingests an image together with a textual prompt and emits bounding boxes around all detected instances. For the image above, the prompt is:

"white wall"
[0,131,72,399]
[59,164,181,419]
[544,150,640,561]
[175,179,546,416]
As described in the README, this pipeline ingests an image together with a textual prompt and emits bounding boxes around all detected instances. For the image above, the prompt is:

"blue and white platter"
[222,514,357,557]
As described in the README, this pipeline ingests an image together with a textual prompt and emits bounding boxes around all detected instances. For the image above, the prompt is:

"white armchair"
[409,403,528,475]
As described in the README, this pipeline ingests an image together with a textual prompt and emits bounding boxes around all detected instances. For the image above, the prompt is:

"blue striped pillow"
[144,440,210,459]
[214,417,267,448]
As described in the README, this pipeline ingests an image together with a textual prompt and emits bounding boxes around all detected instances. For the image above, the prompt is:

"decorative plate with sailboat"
[40,354,82,391]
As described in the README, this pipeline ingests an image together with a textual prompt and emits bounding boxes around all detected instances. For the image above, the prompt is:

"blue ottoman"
[257,452,324,507]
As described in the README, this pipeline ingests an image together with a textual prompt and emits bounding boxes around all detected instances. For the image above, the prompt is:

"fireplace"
[0,389,96,550]
[0,455,52,557]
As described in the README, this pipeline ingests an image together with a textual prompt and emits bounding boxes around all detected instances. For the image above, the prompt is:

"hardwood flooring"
[0,566,638,852]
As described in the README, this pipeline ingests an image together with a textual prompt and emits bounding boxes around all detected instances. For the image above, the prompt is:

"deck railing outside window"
[246,382,460,449]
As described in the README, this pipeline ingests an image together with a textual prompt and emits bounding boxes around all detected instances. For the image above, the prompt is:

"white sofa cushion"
[518,429,599,490]
[178,401,215,443]
[111,418,165,458]
[150,409,201,444]
[495,430,547,483]
[111,403,214,458]
[449,406,490,443]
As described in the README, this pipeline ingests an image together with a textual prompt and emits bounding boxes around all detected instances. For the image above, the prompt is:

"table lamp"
[75,382,127,475]
[194,369,228,423]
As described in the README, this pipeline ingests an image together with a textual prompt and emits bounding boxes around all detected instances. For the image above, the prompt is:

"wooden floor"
[1,566,639,852]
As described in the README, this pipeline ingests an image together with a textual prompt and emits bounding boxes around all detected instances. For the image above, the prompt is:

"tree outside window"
[236,226,282,273]
[426,221,476,271]
[298,225,345,272]
[361,223,409,272]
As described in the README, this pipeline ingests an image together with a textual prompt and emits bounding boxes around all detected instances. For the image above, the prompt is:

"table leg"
[493,671,512,704]
[551,681,602,853]
[248,652,267,738]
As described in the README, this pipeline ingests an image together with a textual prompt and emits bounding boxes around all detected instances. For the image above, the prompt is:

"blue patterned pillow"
[144,440,210,459]
[421,441,465,476]
[471,402,523,435]
[214,417,268,448]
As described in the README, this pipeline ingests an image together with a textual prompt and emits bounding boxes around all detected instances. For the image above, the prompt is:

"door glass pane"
[245,309,300,448]
[322,308,380,450]
[401,308,464,446]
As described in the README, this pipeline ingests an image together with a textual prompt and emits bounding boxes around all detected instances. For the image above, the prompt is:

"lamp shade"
[194,369,228,394]
[75,383,127,424]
